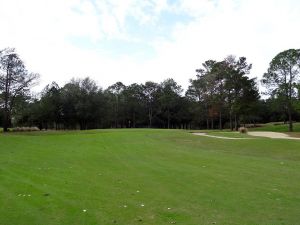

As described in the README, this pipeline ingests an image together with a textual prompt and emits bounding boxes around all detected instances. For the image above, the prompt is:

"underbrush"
[12,127,40,132]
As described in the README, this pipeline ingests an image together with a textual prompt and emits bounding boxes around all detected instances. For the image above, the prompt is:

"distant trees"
[187,56,259,130]
[0,48,39,132]
[187,60,219,129]
[142,81,159,128]
[224,56,259,130]
[32,78,106,130]
[262,49,300,131]
[106,82,126,128]
[122,83,145,128]
[2,47,300,131]
[37,82,62,129]
[159,79,183,129]
[61,78,102,130]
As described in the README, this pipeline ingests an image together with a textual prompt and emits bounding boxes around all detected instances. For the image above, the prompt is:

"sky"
[0,0,300,92]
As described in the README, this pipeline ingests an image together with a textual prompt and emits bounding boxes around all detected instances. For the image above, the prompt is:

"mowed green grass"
[0,129,300,225]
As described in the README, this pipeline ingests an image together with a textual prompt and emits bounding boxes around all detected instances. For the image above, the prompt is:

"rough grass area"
[1,129,300,225]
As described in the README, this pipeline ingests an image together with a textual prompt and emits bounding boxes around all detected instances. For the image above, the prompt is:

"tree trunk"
[288,66,293,132]
[3,109,9,132]
[3,91,10,132]
[288,105,293,132]
[229,110,233,131]
[133,111,136,128]
[3,66,10,132]
[219,111,222,130]
[115,95,119,128]
[206,118,209,130]
[234,114,238,131]
[167,108,170,129]
[148,107,152,128]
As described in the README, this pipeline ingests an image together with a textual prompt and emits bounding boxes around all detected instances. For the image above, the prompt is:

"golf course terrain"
[1,128,300,225]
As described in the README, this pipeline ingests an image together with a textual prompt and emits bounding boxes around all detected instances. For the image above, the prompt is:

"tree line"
[1,47,300,132]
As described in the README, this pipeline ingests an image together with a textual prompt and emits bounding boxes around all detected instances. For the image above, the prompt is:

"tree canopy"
[262,49,300,131]
[0,48,39,131]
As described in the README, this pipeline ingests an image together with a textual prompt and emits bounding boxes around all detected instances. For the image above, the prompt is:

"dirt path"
[248,131,300,140]
[193,133,252,140]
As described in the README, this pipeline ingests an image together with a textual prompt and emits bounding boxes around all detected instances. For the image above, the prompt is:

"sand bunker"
[193,131,300,140]
[248,131,300,140]
[193,133,252,140]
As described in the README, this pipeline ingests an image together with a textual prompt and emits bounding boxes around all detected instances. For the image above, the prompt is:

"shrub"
[12,127,40,132]
[31,127,40,131]
[239,127,248,134]
[273,122,284,126]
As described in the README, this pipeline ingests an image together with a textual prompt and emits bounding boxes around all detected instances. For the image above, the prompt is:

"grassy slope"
[0,129,300,225]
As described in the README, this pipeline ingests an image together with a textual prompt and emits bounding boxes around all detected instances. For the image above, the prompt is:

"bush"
[239,127,248,134]
[244,124,262,128]
[273,122,284,126]
[12,127,40,132]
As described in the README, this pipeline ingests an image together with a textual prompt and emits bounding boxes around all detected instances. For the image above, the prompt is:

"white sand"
[193,131,300,140]
[193,133,252,140]
[248,131,300,140]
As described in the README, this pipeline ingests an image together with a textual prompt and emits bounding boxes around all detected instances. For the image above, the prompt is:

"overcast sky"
[0,0,299,92]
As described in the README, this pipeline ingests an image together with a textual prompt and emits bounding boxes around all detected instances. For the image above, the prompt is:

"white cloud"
[0,0,299,94]
[150,0,300,88]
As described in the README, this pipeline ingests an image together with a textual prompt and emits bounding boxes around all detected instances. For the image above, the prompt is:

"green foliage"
[0,48,39,131]
[262,49,300,131]
[158,78,183,128]
[142,81,160,127]
[187,56,259,130]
